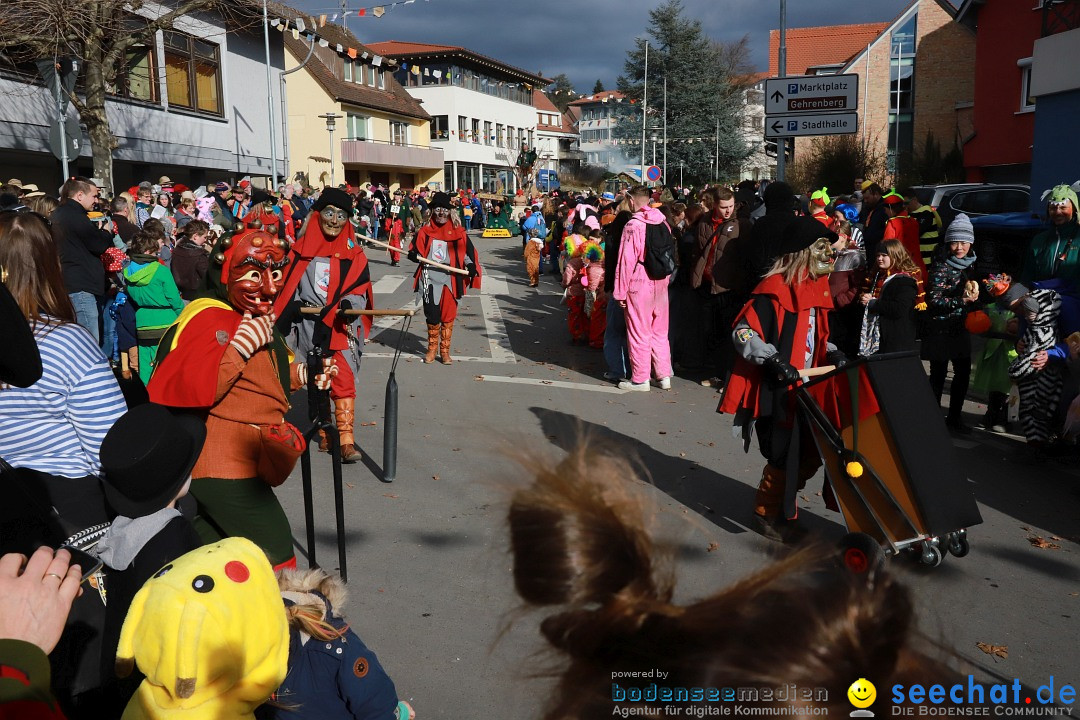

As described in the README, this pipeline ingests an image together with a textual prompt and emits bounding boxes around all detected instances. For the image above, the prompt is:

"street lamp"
[648,125,662,171]
[318,112,341,188]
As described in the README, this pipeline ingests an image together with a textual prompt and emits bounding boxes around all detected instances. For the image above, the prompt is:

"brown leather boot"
[335,397,360,464]
[424,323,439,364]
[318,428,330,453]
[439,320,454,364]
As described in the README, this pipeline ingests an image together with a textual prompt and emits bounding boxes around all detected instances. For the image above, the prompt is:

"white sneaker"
[657,376,672,390]
[618,380,650,392]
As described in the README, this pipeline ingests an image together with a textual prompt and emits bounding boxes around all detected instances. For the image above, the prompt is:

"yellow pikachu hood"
[116,537,289,719]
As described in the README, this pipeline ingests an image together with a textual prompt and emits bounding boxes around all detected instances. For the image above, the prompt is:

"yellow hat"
[860,180,875,192]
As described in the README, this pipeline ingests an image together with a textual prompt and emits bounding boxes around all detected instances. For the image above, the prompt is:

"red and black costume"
[408,192,481,364]
[274,188,374,462]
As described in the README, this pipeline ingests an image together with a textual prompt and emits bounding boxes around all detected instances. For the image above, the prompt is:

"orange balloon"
[965,310,992,335]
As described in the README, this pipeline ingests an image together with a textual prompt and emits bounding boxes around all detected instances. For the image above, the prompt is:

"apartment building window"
[344,60,352,82]
[484,121,492,146]
[496,123,504,146]
[377,70,385,90]
[347,113,370,141]
[458,115,468,141]
[367,65,377,87]
[1018,57,1035,111]
[111,42,158,102]
[431,115,449,140]
[507,126,515,148]
[390,121,409,146]
[471,118,480,144]
[163,31,222,115]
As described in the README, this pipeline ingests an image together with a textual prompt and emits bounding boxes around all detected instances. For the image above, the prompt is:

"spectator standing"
[904,190,942,269]
[859,181,888,259]
[613,186,673,392]
[132,182,153,228]
[881,191,927,280]
[0,210,126,706]
[1020,184,1080,284]
[858,240,920,356]
[110,196,138,246]
[922,214,979,433]
[50,177,114,344]
[122,231,184,384]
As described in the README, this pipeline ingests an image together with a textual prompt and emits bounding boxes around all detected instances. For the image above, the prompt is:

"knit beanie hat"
[945,213,975,244]
[1043,184,1079,220]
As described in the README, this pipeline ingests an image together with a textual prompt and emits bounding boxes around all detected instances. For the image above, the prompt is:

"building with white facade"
[0,8,285,192]
[368,41,550,193]
[532,90,579,181]
[567,90,626,169]
[739,74,774,181]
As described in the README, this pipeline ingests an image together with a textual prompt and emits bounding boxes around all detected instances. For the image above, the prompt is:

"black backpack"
[641,221,676,280]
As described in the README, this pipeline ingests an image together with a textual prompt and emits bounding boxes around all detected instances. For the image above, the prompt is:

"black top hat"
[776,215,839,256]
[313,187,353,213]
[429,192,452,211]
[100,403,207,518]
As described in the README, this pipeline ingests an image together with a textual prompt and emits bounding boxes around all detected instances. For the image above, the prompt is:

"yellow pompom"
[846,461,864,478]
[915,302,928,311]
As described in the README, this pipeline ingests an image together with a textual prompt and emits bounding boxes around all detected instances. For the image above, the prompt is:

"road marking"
[481,274,510,296]
[372,273,407,295]
[478,375,626,393]
[480,295,516,363]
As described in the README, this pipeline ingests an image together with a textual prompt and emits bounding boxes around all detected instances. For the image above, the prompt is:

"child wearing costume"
[95,403,206,715]
[561,231,589,343]
[260,568,414,720]
[114,537,289,719]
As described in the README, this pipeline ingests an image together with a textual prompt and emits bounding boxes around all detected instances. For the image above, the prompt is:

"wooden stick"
[300,307,416,317]
[357,232,469,275]
[800,364,837,378]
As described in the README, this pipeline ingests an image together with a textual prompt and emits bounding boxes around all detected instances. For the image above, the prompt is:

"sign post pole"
[776,0,787,181]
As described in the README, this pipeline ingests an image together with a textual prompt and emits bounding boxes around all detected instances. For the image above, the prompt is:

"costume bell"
[408,192,481,364]
[148,228,328,569]
[274,187,374,463]
[718,216,849,543]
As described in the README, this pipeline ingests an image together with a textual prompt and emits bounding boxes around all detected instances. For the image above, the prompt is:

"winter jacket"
[123,256,185,331]
[170,239,210,301]
[614,205,669,301]
[1020,221,1080,284]
[864,273,918,353]
[51,200,114,295]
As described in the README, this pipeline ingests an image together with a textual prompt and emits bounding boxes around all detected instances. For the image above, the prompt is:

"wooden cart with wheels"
[796,352,983,569]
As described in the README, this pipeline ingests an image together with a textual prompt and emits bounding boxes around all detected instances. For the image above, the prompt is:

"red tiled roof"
[768,22,890,76]
[568,90,625,107]
[533,89,559,113]
[365,40,551,86]
[269,2,429,120]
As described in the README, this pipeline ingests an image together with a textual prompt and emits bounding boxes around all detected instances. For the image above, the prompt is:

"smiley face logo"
[848,678,876,709]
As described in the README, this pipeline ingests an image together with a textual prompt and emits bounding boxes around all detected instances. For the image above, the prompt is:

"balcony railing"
[1043,0,1080,36]
[340,137,443,170]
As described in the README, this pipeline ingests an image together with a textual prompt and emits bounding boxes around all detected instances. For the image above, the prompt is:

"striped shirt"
[0,318,127,478]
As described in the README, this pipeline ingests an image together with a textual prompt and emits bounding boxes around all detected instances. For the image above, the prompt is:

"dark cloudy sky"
[291,0,914,90]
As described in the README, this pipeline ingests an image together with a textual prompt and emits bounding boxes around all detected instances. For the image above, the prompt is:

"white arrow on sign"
[764,112,858,138]
[764,74,859,115]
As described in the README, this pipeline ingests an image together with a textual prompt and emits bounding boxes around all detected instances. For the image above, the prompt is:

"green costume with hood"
[1021,184,1080,284]
[123,254,184,384]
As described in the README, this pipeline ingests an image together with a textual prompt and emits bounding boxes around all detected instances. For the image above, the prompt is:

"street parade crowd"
[0,167,1078,718]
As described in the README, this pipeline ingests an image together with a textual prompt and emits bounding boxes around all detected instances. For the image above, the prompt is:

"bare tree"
[2,0,258,190]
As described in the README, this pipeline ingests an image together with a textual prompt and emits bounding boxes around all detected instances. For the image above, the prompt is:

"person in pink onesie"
[613,186,674,391]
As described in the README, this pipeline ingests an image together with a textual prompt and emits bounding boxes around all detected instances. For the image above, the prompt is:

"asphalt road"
[274,231,1080,719]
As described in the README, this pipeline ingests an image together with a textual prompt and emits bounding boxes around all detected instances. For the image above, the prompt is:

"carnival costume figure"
[407,192,482,365]
[718,216,848,542]
[274,188,374,464]
[148,227,334,569]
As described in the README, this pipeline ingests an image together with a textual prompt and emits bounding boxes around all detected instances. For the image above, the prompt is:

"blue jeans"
[604,299,630,379]
[69,291,102,345]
